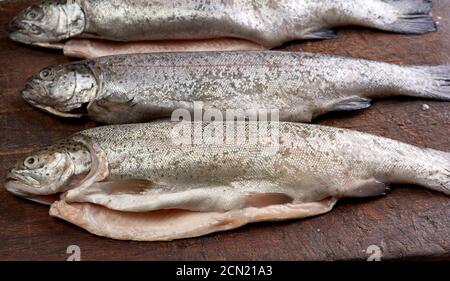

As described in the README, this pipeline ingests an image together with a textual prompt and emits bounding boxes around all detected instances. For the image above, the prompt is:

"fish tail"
[419,149,450,195]
[407,65,450,101]
[381,0,436,34]
[383,0,433,14]
[392,64,450,101]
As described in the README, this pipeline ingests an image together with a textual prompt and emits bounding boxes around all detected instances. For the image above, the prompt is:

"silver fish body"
[64,121,450,203]
[9,0,437,48]
[5,121,450,240]
[21,51,450,123]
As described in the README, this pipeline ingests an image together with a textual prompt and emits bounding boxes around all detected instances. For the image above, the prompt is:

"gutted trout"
[5,121,450,241]
[21,51,450,124]
[62,38,265,59]
[8,0,437,55]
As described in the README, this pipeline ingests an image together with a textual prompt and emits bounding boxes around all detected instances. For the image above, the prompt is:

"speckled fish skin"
[6,121,450,241]
[7,121,450,203]
[9,0,437,48]
[21,51,450,123]
[62,121,450,201]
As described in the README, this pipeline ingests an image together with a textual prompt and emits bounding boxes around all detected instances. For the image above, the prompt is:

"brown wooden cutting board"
[0,0,448,260]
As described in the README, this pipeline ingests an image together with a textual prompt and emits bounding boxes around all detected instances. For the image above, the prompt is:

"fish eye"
[25,5,42,20]
[24,156,39,169]
[27,11,38,19]
[40,69,53,79]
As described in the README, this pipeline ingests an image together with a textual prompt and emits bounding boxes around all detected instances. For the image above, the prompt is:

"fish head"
[8,0,85,45]
[5,139,92,203]
[21,62,98,118]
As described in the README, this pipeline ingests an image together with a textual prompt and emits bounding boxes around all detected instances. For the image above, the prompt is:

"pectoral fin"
[94,97,137,113]
[49,198,337,241]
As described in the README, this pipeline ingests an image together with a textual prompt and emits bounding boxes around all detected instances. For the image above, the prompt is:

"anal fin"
[303,29,338,40]
[332,97,372,111]
[338,179,390,198]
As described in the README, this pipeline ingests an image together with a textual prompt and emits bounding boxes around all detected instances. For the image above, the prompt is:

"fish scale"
[65,121,450,200]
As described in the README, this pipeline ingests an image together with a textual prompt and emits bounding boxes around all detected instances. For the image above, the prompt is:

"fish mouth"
[8,20,36,45]
[6,171,40,188]
[8,17,42,45]
[8,17,66,48]
[9,30,64,49]
[5,179,34,197]
[21,85,85,118]
[8,30,33,45]
[4,179,61,205]
[7,19,26,42]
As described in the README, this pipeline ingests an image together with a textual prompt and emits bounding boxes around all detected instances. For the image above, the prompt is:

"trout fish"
[21,51,450,124]
[8,0,437,57]
[5,121,450,241]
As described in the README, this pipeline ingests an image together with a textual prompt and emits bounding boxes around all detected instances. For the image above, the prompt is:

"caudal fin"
[383,0,436,34]
[422,148,450,195]
[384,0,433,14]
[408,65,450,101]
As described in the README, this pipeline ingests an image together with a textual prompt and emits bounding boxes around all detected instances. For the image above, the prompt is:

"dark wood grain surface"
[0,0,449,261]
